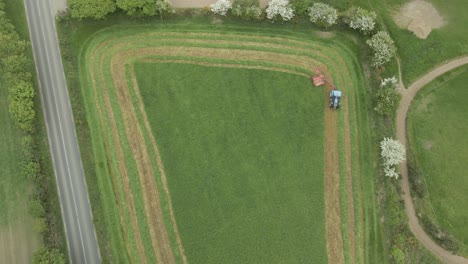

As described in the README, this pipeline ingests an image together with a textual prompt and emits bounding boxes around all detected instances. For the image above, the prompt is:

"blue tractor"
[329,90,342,109]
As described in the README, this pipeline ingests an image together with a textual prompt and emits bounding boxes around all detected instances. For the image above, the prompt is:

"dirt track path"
[397,56,468,264]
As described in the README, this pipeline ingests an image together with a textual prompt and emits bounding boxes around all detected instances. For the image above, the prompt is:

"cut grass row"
[61,18,384,262]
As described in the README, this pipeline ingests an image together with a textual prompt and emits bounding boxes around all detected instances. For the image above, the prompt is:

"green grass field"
[407,65,468,256]
[56,15,385,263]
[136,62,326,263]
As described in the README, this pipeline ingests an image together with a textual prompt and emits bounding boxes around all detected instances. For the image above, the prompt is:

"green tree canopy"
[69,0,116,19]
[8,80,35,131]
[32,247,66,264]
[116,0,171,16]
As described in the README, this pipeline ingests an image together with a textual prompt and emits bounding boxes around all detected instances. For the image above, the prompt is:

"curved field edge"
[86,25,372,264]
[70,23,380,264]
[407,66,468,256]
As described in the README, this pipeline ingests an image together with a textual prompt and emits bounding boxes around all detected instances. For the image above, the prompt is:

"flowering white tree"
[380,76,398,88]
[366,31,397,68]
[210,0,232,16]
[343,7,377,33]
[308,3,338,28]
[266,0,294,21]
[154,0,172,18]
[380,138,406,179]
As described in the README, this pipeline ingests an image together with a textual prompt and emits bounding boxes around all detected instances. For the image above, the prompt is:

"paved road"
[397,56,468,264]
[23,0,101,263]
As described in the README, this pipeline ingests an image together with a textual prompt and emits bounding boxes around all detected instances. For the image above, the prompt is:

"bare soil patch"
[393,0,445,39]
[423,141,433,150]
[211,17,223,24]
[316,31,336,39]
[0,201,40,264]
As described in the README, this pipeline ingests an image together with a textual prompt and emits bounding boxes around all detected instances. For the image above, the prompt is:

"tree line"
[68,0,171,19]
[0,1,65,263]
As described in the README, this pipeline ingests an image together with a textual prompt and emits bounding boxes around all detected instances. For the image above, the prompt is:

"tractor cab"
[312,68,343,110]
[329,90,342,109]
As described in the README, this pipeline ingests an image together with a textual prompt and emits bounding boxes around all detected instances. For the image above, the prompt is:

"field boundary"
[81,27,366,263]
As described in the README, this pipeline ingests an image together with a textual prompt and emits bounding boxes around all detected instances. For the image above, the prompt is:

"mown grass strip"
[101,69,157,264]
[91,44,147,263]
[97,45,164,263]
[79,45,130,263]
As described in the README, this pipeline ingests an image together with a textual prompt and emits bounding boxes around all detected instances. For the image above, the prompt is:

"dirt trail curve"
[397,56,468,264]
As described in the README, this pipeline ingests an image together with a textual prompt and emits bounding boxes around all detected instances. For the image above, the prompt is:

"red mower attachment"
[311,68,325,86]
[312,74,325,86]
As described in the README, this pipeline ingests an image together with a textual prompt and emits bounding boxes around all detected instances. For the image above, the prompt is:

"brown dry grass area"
[105,55,176,264]
[393,0,445,39]
[323,68,345,264]
[0,201,40,264]
[90,49,149,263]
